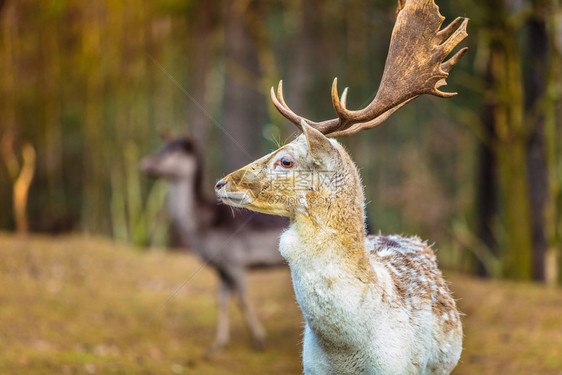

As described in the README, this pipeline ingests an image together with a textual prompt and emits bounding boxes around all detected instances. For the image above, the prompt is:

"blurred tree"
[525,0,549,281]
[40,3,66,225]
[475,88,498,277]
[473,0,560,281]
[542,0,561,285]
[287,0,321,116]
[1,131,36,235]
[185,0,219,147]
[222,0,265,171]
[0,0,558,283]
[81,2,104,233]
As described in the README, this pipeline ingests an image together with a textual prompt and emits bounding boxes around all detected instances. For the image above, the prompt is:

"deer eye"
[277,155,295,169]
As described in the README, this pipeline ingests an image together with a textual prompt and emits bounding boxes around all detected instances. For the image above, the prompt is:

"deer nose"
[215,179,227,191]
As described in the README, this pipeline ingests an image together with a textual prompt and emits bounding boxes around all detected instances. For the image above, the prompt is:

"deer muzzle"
[215,177,255,207]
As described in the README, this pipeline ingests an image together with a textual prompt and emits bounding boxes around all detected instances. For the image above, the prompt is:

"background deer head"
[140,136,203,185]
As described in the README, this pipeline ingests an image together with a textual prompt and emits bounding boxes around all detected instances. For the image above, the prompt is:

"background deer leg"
[233,271,266,350]
[209,273,232,352]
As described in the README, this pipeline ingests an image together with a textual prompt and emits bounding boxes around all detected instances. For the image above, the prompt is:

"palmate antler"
[271,0,468,138]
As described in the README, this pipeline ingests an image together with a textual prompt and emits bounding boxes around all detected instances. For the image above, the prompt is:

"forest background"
[0,0,561,284]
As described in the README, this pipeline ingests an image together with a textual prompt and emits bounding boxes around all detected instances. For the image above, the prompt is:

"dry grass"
[0,234,560,374]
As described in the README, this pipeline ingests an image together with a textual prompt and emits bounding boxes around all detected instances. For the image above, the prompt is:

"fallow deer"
[215,0,468,373]
[140,136,288,351]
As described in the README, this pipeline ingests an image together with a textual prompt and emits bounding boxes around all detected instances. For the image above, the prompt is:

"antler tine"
[340,87,349,108]
[331,78,345,119]
[435,16,465,45]
[271,0,468,138]
[438,17,469,62]
[433,18,468,98]
[434,46,468,97]
[270,81,302,130]
[442,46,468,74]
[271,80,340,133]
[275,80,289,108]
[331,78,351,118]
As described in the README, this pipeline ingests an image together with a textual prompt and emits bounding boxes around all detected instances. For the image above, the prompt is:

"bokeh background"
[0,0,561,374]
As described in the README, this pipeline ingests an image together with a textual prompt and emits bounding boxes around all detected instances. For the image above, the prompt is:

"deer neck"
[278,167,381,353]
[167,177,205,247]
[280,168,370,279]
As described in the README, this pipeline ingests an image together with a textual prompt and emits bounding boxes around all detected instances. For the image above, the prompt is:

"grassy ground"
[0,234,561,374]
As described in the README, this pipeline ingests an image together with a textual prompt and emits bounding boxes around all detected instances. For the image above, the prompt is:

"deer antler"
[270,0,468,138]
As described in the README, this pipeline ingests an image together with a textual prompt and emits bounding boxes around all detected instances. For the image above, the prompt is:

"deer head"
[215,121,364,221]
[216,0,467,221]
[140,136,201,182]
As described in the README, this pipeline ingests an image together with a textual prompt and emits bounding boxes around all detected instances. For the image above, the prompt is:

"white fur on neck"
[281,226,400,374]
[280,224,453,374]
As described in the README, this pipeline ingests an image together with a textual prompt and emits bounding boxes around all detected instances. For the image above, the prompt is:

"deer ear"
[300,119,336,160]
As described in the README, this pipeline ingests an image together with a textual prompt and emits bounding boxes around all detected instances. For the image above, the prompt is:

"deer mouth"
[217,191,253,207]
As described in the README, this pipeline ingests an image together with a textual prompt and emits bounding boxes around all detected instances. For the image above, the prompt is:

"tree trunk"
[474,52,499,277]
[489,30,534,281]
[475,120,497,276]
[495,139,534,280]
[289,0,320,116]
[543,0,561,285]
[222,0,264,172]
[41,18,67,220]
[187,0,217,147]
[81,4,104,233]
[524,9,549,281]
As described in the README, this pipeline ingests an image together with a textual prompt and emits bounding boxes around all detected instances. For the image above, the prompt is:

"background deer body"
[215,0,468,372]
[141,138,287,351]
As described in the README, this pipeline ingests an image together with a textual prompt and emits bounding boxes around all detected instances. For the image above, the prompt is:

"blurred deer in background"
[215,0,468,373]
[140,136,288,351]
